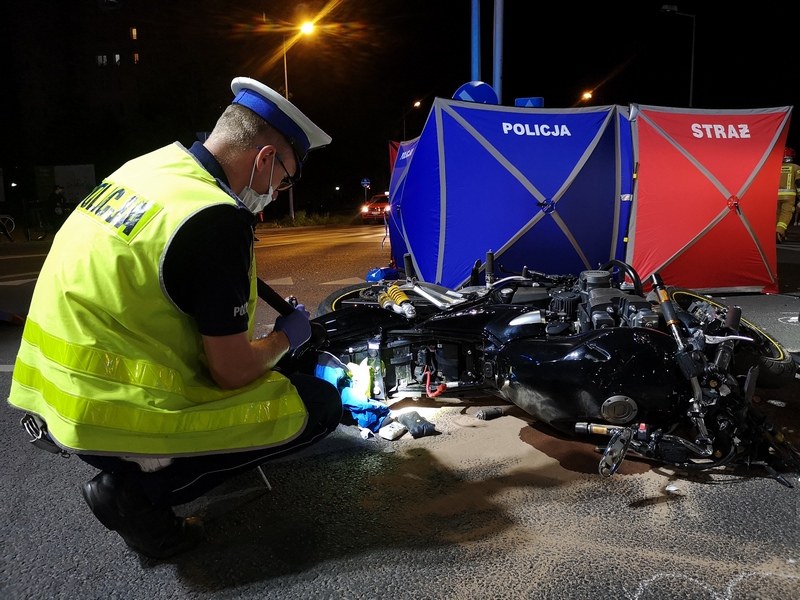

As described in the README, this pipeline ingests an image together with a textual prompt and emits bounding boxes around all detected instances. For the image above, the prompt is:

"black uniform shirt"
[162,142,257,336]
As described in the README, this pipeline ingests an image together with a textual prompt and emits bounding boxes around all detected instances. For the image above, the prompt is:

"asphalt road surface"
[1,224,799,600]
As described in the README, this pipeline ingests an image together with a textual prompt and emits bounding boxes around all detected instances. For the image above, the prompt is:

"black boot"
[82,472,204,559]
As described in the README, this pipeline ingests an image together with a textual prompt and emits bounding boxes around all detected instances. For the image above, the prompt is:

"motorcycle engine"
[550,269,660,333]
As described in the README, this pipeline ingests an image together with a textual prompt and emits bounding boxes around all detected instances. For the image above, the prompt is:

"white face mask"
[239,154,276,214]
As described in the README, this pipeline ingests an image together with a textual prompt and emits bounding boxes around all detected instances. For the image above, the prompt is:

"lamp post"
[402,100,422,140]
[282,35,290,101]
[660,4,696,108]
[282,21,314,220]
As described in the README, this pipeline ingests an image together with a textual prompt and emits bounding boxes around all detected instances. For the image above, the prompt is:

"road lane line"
[321,278,368,285]
[0,254,49,260]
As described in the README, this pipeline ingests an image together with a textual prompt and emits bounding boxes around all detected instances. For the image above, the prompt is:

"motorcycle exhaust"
[575,422,625,436]
[575,422,652,441]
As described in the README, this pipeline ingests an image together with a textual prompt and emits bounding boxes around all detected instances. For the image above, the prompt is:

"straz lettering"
[502,122,571,137]
[78,182,159,239]
[400,149,414,160]
[690,123,751,139]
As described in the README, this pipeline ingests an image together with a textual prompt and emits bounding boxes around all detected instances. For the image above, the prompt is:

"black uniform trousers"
[78,373,342,506]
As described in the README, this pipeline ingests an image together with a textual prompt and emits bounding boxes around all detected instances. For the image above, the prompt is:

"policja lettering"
[78,182,160,239]
[502,122,571,136]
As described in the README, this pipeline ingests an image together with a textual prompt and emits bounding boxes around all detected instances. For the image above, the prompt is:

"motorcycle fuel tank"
[495,327,687,434]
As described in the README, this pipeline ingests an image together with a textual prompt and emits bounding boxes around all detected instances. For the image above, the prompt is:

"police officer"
[7,77,343,559]
[777,146,800,243]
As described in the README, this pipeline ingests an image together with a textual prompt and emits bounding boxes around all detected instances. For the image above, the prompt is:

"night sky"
[2,0,798,214]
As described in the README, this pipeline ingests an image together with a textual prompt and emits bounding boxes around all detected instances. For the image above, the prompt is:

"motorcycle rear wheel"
[315,283,382,317]
[669,287,797,388]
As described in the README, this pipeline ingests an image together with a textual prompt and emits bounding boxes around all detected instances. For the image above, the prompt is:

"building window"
[130,27,137,40]
[114,53,121,66]
[132,52,140,65]
[96,54,108,67]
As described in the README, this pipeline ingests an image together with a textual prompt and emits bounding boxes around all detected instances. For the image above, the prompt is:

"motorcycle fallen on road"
[265,252,800,487]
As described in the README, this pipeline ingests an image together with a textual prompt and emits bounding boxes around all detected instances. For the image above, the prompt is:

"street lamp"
[282,22,314,101]
[660,4,696,108]
[402,100,422,140]
[282,21,314,220]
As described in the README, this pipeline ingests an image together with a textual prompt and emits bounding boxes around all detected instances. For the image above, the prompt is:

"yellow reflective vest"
[8,143,307,456]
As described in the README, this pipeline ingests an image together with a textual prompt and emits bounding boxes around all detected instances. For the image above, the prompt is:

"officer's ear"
[256,145,276,165]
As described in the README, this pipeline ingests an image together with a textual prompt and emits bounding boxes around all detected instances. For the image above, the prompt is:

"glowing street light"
[283,22,314,100]
[402,100,422,140]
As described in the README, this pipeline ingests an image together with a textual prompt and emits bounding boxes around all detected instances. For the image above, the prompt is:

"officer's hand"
[274,307,312,351]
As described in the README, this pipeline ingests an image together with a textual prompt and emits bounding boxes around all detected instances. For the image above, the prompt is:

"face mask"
[239,154,276,213]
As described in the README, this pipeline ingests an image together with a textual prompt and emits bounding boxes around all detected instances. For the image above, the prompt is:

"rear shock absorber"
[378,285,416,318]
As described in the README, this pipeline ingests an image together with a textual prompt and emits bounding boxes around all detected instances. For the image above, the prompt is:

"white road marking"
[262,277,294,285]
[321,278,368,285]
[0,254,48,261]
[0,278,39,285]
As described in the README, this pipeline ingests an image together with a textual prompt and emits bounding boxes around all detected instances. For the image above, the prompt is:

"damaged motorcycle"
[265,252,800,487]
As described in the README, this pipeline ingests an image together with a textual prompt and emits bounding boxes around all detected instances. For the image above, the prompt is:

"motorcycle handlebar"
[725,305,742,333]
[486,250,495,286]
[257,278,295,317]
[257,277,327,354]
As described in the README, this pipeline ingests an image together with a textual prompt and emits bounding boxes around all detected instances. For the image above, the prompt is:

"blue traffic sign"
[361,178,371,188]
[453,81,499,105]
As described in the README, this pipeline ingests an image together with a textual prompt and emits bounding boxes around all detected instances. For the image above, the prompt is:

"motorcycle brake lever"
[703,334,754,344]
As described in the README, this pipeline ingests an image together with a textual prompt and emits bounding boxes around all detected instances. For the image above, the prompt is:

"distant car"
[360,192,391,224]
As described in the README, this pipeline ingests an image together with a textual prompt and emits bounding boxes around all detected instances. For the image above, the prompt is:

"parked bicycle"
[0,214,15,242]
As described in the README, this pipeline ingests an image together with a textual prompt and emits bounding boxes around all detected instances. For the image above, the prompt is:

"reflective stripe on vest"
[7,143,308,455]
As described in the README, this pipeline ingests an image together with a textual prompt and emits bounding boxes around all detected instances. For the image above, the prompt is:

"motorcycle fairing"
[495,328,686,434]
[314,306,408,345]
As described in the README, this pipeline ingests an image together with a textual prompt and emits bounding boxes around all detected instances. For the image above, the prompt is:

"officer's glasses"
[275,154,300,191]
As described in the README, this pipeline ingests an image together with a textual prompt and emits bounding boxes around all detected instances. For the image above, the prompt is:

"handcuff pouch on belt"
[21,414,70,457]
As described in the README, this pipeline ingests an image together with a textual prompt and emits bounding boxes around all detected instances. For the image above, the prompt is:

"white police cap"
[230,76,332,163]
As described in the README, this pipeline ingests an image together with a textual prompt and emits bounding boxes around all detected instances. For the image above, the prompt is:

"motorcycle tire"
[315,283,382,317]
[669,287,797,388]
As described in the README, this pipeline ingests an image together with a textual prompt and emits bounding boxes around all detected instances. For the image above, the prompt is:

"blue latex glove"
[340,387,390,432]
[274,306,311,351]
